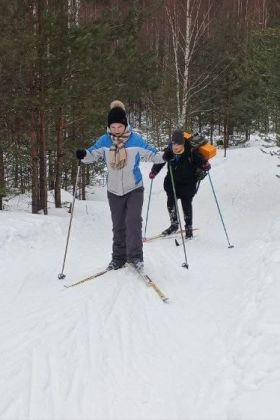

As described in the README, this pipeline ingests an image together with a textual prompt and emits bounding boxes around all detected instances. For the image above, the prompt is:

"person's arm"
[192,149,211,170]
[76,135,108,163]
[192,149,211,180]
[135,135,165,164]
[84,136,108,163]
[149,146,174,179]
[149,162,166,179]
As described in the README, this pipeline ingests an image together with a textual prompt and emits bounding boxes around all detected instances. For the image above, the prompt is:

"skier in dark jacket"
[149,129,210,239]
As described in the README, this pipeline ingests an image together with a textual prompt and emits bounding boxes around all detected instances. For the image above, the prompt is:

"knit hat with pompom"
[107,100,128,127]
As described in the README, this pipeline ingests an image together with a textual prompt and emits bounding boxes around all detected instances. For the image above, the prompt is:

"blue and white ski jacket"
[82,130,164,196]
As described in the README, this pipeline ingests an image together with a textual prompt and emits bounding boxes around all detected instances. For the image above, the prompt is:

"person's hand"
[76,149,87,160]
[149,171,156,180]
[201,161,211,171]
[163,149,174,162]
[196,168,207,181]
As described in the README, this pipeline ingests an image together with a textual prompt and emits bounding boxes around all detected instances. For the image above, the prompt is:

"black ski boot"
[107,259,126,270]
[129,258,144,272]
[185,226,193,239]
[162,223,179,236]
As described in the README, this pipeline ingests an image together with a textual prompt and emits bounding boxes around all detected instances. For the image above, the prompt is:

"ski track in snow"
[0,144,280,420]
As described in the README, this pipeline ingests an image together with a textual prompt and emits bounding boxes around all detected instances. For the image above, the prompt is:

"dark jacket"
[151,141,207,197]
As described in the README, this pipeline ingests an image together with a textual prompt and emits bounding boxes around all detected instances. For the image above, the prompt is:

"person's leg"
[107,191,127,268]
[181,194,194,238]
[125,187,144,266]
[162,192,178,235]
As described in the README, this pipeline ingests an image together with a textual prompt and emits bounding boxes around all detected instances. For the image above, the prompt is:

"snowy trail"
[1,144,280,419]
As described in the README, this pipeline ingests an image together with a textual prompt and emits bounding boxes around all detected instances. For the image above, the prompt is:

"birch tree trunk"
[165,0,212,128]
[179,0,191,127]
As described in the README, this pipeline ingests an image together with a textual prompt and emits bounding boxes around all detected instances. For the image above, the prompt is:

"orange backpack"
[183,132,217,160]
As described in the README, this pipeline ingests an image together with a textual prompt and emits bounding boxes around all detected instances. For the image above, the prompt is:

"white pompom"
[110,100,125,110]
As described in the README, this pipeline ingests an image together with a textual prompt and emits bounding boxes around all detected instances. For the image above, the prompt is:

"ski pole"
[58,161,81,279]
[143,179,153,240]
[169,164,189,269]
[208,172,234,248]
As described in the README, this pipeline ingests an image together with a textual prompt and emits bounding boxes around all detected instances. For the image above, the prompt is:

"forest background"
[0,0,279,214]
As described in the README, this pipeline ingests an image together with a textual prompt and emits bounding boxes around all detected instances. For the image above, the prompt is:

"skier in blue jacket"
[76,100,165,271]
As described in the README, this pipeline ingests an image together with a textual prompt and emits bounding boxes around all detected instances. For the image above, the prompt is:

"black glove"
[163,149,174,162]
[196,168,208,181]
[76,149,87,160]
[149,171,156,180]
[201,161,211,171]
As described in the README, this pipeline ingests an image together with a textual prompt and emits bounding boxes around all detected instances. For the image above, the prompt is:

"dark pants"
[166,191,194,228]
[107,187,144,264]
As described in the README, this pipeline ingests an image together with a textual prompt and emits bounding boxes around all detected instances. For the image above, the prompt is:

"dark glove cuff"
[163,150,174,162]
[76,149,87,160]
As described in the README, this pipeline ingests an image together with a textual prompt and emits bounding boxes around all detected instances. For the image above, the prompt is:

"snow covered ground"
[0,140,280,420]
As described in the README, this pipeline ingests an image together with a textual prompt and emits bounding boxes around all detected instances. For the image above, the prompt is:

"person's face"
[172,143,184,154]
[110,123,126,136]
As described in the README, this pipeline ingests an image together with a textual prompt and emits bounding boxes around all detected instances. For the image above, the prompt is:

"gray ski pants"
[107,187,144,264]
